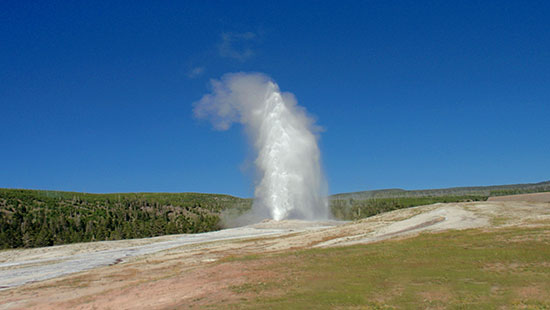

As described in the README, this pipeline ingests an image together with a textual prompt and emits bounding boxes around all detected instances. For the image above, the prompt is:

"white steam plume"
[194,72,328,221]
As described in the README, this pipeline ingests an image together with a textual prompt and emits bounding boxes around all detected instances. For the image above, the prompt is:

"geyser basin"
[194,72,328,221]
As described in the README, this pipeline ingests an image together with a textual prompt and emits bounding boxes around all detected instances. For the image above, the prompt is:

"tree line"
[330,195,488,220]
[3,186,542,249]
[0,189,251,249]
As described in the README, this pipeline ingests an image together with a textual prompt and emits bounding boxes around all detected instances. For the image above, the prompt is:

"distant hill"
[330,180,550,200]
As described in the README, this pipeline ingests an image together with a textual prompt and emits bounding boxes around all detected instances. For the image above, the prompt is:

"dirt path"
[1,201,548,310]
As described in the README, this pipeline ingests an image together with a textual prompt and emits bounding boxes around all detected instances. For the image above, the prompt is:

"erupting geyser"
[194,73,328,221]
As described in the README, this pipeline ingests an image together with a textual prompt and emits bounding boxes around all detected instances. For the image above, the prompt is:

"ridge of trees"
[0,189,251,249]
[331,180,550,200]
[2,183,548,249]
[330,195,487,220]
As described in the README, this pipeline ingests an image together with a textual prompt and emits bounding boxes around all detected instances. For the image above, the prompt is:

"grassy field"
[209,226,550,309]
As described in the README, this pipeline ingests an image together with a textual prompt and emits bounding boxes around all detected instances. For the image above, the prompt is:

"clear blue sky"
[1,1,549,196]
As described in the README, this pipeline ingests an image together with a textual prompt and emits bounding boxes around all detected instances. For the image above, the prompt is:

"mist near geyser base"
[194,72,328,222]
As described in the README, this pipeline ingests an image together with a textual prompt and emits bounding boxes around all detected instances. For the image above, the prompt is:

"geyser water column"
[194,73,328,221]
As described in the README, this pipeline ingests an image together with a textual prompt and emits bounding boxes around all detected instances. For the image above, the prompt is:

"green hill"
[0,189,251,249]
[1,180,548,249]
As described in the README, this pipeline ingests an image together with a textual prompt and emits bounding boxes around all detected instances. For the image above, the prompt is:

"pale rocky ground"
[1,195,549,310]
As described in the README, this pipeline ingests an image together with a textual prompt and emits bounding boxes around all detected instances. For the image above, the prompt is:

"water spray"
[194,73,328,220]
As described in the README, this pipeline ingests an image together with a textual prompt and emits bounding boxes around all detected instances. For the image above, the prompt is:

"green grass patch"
[222,254,263,263]
[230,281,276,294]
[209,227,550,309]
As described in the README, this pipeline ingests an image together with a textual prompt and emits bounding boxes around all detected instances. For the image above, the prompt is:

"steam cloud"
[194,73,328,221]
